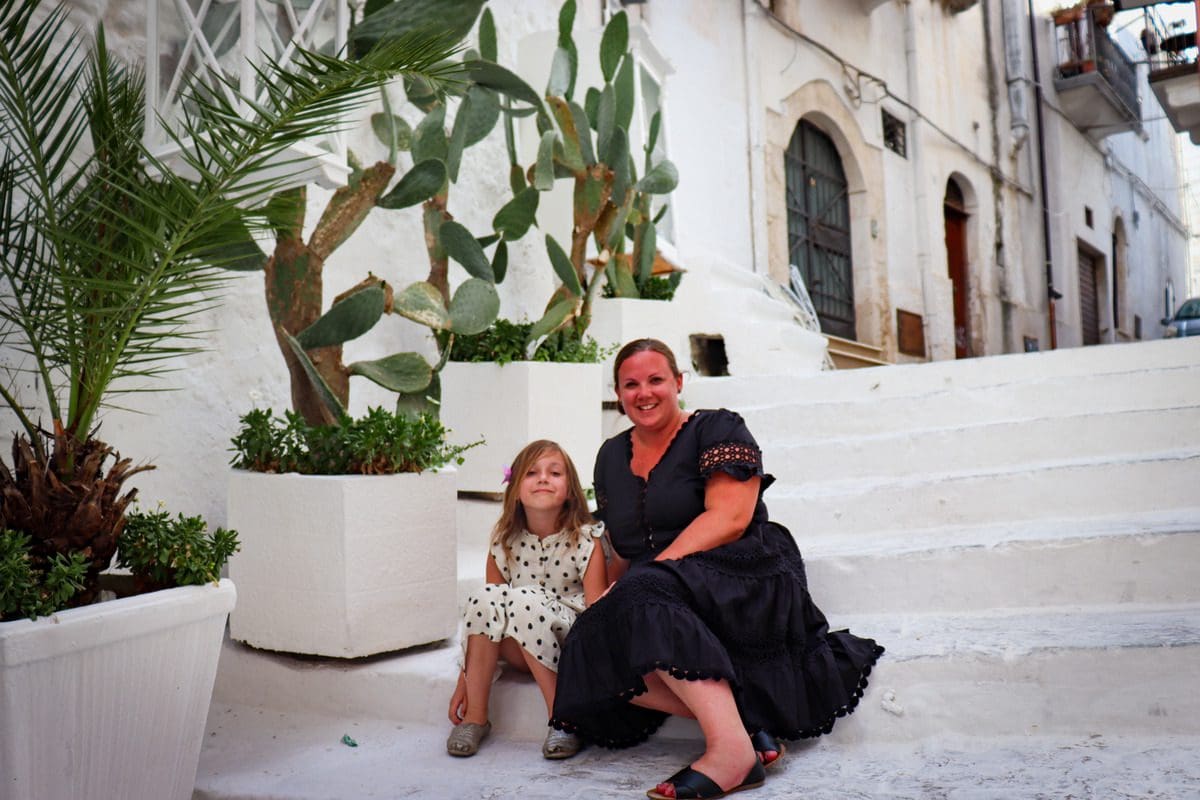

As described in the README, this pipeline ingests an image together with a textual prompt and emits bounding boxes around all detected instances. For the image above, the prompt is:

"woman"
[550,339,884,800]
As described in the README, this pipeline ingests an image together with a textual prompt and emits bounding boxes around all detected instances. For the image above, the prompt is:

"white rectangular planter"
[227,469,457,658]
[0,580,235,800]
[440,362,603,494]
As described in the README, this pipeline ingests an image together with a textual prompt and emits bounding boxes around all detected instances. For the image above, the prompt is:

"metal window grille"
[144,0,350,189]
[882,108,906,158]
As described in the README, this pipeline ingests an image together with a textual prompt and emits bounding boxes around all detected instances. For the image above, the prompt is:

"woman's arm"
[581,545,608,606]
[654,472,760,562]
[604,529,629,585]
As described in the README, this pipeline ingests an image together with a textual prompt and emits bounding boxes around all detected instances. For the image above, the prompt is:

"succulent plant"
[468,1,680,354]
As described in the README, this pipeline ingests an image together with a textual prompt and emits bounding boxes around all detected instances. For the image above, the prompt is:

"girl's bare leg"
[499,637,558,716]
[651,672,756,795]
[461,633,501,725]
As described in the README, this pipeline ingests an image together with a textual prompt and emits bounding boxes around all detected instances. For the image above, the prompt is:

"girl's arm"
[581,544,609,606]
[654,472,760,562]
[485,553,506,585]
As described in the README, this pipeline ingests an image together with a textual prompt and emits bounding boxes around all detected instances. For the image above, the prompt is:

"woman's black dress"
[550,409,884,747]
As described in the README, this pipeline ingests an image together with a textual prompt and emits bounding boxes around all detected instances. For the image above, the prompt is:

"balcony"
[1052,5,1142,138]
[1142,8,1200,143]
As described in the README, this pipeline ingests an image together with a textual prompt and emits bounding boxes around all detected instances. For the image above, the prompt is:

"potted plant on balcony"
[1052,3,1086,26]
[0,0,454,796]
[441,2,681,489]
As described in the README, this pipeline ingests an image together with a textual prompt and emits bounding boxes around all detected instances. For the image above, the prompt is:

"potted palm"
[0,0,454,796]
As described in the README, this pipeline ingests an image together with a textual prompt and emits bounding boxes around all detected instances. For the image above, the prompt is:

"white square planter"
[440,362,603,493]
[0,580,235,800]
[227,469,457,658]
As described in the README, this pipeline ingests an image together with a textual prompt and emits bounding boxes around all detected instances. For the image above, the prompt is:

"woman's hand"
[448,671,468,725]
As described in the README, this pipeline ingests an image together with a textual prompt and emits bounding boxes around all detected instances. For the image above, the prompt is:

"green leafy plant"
[601,272,680,301]
[230,407,479,476]
[0,530,89,622]
[0,0,457,614]
[116,509,240,594]
[468,1,680,348]
[449,318,613,364]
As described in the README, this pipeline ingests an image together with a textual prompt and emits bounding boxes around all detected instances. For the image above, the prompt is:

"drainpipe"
[905,1,937,357]
[1001,0,1030,153]
[1026,0,1059,349]
[741,0,768,276]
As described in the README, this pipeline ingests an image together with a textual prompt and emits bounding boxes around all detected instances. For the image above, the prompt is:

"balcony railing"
[1052,5,1142,137]
[1142,4,1200,142]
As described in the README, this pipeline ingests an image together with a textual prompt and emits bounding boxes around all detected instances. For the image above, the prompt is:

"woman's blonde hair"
[491,440,593,559]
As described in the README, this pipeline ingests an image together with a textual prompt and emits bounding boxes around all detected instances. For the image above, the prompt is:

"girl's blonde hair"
[491,440,593,558]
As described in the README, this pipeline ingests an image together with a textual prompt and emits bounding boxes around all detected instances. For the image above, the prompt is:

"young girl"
[446,440,607,760]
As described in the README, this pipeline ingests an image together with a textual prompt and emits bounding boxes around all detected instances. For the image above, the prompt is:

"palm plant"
[0,0,457,608]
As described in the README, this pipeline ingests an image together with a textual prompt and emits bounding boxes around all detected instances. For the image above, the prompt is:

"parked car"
[1163,297,1200,338]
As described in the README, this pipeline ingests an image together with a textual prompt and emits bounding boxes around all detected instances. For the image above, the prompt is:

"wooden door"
[944,201,970,359]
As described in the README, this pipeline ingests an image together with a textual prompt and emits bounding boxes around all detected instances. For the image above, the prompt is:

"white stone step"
[685,337,1200,408]
[833,603,1200,741]
[769,405,1200,483]
[804,525,1200,615]
[767,452,1200,538]
[706,363,1200,442]
[209,602,1200,744]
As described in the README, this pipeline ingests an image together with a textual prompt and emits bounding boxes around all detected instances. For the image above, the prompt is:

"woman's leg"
[461,633,501,725]
[499,636,558,716]
[652,672,756,795]
[629,671,695,719]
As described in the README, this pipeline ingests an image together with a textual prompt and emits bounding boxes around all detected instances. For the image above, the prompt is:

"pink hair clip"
[501,465,512,484]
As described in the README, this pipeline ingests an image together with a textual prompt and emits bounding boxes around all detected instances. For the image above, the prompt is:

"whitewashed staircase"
[687,335,1200,741]
[202,336,1200,774]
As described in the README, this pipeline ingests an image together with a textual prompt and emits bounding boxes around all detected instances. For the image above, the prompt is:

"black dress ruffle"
[550,409,884,748]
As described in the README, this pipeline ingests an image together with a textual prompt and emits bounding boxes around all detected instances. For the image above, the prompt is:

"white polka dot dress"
[462,523,603,672]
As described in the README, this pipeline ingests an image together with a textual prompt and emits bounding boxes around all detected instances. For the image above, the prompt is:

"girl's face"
[518,451,570,515]
[617,350,682,432]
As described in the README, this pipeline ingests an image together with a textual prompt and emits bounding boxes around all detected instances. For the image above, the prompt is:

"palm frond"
[0,0,460,444]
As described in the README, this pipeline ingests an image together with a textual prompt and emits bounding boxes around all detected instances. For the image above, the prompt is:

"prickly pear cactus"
[233,1,543,424]
[469,1,680,353]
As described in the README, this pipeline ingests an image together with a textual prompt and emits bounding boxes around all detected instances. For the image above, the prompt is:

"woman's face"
[616,350,682,431]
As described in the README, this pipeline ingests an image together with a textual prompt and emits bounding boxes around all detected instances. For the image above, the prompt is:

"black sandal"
[750,730,785,770]
[645,760,766,800]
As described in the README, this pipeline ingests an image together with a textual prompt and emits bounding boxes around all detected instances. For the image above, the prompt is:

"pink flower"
[501,465,512,484]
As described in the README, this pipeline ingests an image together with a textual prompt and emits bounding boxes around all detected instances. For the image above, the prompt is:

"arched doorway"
[943,178,971,358]
[785,119,855,340]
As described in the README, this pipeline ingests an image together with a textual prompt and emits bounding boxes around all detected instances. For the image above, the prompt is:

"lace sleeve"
[695,409,774,488]
[698,440,764,481]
